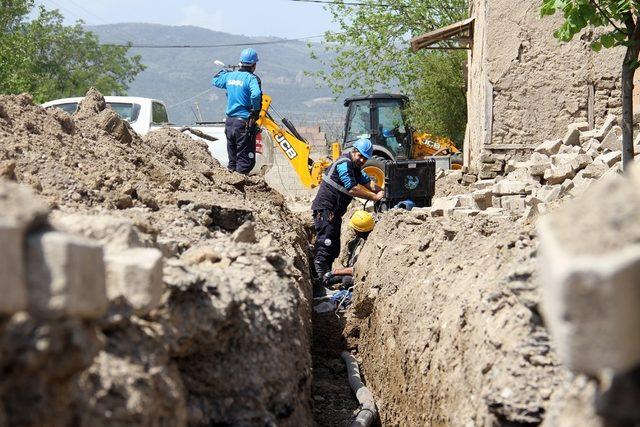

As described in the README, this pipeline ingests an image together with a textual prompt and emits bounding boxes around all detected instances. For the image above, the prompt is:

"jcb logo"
[275,133,297,159]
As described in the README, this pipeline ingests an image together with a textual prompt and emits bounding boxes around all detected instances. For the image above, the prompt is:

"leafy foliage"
[540,0,640,56]
[311,0,468,145]
[0,0,145,102]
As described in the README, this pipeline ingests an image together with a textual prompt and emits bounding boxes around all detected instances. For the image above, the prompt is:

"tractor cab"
[342,93,414,161]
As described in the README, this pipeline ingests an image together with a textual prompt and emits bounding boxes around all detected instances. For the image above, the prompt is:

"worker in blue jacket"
[311,138,384,293]
[212,48,262,174]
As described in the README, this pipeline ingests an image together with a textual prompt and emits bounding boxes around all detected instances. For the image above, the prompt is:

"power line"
[289,0,393,6]
[100,34,326,49]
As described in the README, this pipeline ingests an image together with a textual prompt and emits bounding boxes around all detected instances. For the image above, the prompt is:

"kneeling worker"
[323,209,375,289]
[311,138,384,285]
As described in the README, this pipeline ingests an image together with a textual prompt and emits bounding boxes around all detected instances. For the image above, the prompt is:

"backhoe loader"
[339,93,462,186]
[256,94,332,188]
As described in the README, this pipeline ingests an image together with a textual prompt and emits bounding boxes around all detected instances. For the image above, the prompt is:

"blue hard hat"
[239,48,259,65]
[353,138,373,159]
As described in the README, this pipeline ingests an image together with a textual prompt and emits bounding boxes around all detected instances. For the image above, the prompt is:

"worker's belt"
[226,116,248,121]
[321,158,352,197]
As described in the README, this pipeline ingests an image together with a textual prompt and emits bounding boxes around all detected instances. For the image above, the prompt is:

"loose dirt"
[0,89,316,426]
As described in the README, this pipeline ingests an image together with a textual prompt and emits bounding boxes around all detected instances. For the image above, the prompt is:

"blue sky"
[36,0,340,39]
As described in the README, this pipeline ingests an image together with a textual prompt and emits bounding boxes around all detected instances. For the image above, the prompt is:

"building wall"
[465,0,625,177]
[264,126,328,197]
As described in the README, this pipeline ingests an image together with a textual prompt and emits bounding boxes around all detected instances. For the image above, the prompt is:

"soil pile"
[0,89,313,426]
[345,209,598,426]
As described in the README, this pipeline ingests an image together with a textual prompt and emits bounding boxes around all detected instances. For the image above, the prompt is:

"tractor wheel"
[451,153,463,170]
[363,155,389,187]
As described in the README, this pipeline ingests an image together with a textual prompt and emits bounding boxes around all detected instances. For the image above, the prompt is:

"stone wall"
[466,0,625,178]
[265,125,329,197]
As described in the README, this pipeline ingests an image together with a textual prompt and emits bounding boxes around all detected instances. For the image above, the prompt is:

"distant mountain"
[89,23,345,129]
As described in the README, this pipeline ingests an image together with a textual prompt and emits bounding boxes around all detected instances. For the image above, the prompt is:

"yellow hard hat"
[349,210,375,233]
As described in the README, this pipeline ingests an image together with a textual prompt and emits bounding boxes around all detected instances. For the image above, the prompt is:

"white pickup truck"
[41,96,274,176]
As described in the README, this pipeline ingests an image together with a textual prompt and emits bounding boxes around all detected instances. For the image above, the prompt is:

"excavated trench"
[0,86,624,427]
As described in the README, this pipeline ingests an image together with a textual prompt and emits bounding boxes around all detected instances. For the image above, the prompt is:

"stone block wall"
[265,125,329,197]
[466,0,625,178]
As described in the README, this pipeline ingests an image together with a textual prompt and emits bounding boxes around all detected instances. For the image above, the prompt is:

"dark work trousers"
[225,117,257,175]
[313,210,342,278]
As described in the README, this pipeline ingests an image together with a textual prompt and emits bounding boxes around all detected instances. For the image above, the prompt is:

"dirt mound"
[345,209,596,425]
[0,90,314,426]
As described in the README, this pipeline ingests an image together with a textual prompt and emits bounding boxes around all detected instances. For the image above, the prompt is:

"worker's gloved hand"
[322,271,334,286]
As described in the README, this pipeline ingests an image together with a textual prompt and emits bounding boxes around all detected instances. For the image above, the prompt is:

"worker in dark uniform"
[212,48,262,174]
[322,209,375,289]
[311,138,384,291]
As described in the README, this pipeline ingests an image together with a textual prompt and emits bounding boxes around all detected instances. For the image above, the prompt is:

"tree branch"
[590,0,626,34]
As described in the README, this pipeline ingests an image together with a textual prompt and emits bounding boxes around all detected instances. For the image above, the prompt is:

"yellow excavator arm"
[256,94,332,188]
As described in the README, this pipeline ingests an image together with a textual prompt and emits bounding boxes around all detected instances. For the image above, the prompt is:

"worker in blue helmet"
[212,48,262,174]
[310,137,384,295]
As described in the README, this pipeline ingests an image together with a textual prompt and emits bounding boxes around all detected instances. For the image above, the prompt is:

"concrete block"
[491,195,502,208]
[562,126,581,146]
[493,180,526,195]
[461,174,477,184]
[569,154,593,172]
[560,179,575,195]
[501,195,526,212]
[456,194,476,209]
[582,162,608,179]
[529,162,551,177]
[538,218,640,375]
[601,125,622,152]
[535,186,562,203]
[544,163,576,185]
[431,196,461,210]
[471,179,496,190]
[571,122,590,132]
[0,221,27,314]
[583,138,602,153]
[595,151,622,167]
[579,129,598,144]
[26,231,107,319]
[593,115,617,140]
[105,248,163,315]
[471,189,493,210]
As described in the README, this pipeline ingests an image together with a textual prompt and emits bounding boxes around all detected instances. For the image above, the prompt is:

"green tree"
[311,0,468,145]
[0,0,145,102]
[540,0,640,167]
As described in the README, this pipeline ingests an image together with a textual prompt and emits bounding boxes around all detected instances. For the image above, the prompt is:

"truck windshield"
[345,100,371,143]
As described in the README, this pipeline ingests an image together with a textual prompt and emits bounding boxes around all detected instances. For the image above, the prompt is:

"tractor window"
[376,101,408,156]
[345,101,371,143]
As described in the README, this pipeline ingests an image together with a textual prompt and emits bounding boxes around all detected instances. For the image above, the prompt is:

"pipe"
[341,351,377,427]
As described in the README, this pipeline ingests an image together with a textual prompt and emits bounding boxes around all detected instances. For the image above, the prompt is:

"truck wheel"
[363,155,389,187]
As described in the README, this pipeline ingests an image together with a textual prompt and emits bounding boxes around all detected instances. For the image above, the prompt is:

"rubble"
[433,116,625,220]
